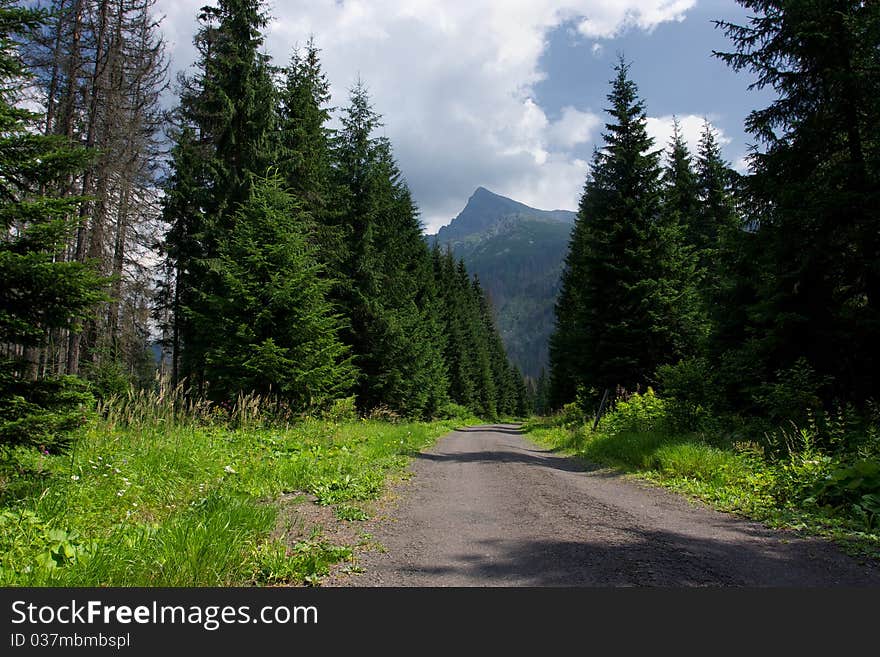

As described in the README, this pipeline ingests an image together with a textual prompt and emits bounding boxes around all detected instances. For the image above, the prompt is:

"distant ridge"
[428,188,576,379]
[434,187,574,245]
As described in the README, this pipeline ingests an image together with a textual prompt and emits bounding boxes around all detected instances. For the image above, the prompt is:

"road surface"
[326,424,880,586]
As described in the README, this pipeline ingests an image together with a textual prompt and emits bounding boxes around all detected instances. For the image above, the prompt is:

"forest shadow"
[414,448,590,474]
[454,425,523,435]
[407,526,877,587]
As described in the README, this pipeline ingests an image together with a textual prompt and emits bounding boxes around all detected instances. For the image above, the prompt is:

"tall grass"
[0,388,467,586]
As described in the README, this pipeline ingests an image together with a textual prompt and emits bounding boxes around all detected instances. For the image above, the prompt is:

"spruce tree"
[278,38,332,218]
[276,37,347,276]
[550,59,683,404]
[202,174,355,408]
[333,81,448,417]
[660,117,707,355]
[715,0,880,404]
[163,0,277,392]
[435,246,476,409]
[0,1,105,448]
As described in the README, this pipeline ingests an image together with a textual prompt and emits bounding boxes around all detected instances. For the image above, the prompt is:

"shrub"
[0,373,94,451]
[436,402,471,421]
[598,388,668,435]
[559,401,585,427]
[322,396,357,423]
[753,357,828,429]
[656,357,718,431]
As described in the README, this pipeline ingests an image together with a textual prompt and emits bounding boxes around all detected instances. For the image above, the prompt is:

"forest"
[1,0,527,458]
[1,0,878,584]
[544,0,879,553]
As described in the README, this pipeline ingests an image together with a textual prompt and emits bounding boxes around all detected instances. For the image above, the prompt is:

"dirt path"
[325,424,880,586]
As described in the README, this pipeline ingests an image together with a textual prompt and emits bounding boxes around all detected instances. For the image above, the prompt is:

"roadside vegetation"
[0,388,476,586]
[525,388,880,561]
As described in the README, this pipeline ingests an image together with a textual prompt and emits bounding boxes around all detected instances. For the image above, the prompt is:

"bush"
[598,388,668,435]
[436,402,472,421]
[0,373,94,451]
[656,358,718,431]
[753,357,828,428]
[559,401,585,428]
[322,396,357,423]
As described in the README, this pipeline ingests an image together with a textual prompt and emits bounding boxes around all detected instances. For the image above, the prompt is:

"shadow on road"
[406,528,879,587]
[413,448,588,474]
[455,425,523,435]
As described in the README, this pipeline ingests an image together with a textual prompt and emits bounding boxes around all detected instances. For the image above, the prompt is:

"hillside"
[428,187,575,379]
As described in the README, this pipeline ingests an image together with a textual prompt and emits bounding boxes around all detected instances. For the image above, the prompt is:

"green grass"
[0,412,468,586]
[524,415,880,560]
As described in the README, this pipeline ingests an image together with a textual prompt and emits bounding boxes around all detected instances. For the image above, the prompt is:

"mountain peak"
[432,188,575,243]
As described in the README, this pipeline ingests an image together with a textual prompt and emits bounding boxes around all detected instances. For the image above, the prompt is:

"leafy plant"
[334,504,369,521]
[598,388,668,435]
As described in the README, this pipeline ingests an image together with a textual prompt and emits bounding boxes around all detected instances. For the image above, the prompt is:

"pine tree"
[550,59,684,404]
[714,0,880,404]
[0,1,105,448]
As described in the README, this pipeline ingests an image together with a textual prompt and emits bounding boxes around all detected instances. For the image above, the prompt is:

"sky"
[155,0,775,233]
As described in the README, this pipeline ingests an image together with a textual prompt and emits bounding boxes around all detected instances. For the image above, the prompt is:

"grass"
[0,396,472,586]
[524,412,880,561]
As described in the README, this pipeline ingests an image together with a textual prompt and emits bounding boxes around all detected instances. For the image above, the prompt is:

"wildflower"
[71,475,80,481]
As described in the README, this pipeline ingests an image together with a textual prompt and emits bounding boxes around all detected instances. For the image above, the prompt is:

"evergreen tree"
[694,121,750,396]
[0,1,105,448]
[663,118,700,247]
[202,174,354,407]
[278,37,332,218]
[475,276,510,416]
[461,264,496,418]
[548,199,589,408]
[694,121,739,273]
[163,0,277,391]
[549,59,685,404]
[533,369,550,416]
[510,366,529,417]
[714,0,880,404]
[434,245,476,409]
[277,37,346,274]
[660,117,707,354]
[333,81,448,417]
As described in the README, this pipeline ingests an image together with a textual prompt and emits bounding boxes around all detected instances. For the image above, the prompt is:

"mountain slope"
[428,187,575,379]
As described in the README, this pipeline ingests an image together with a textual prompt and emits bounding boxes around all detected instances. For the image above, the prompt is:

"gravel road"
[327,424,880,586]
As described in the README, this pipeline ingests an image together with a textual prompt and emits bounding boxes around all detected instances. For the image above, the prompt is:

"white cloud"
[576,0,694,38]
[646,114,731,158]
[547,106,602,149]
[733,155,751,174]
[155,0,698,232]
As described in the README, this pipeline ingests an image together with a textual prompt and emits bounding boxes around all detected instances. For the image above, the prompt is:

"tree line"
[1,0,525,451]
[549,0,880,441]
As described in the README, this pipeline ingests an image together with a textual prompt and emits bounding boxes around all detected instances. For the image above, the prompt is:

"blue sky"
[534,0,774,175]
[155,1,776,232]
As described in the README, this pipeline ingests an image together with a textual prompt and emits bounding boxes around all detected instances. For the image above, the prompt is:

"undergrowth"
[0,387,472,586]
